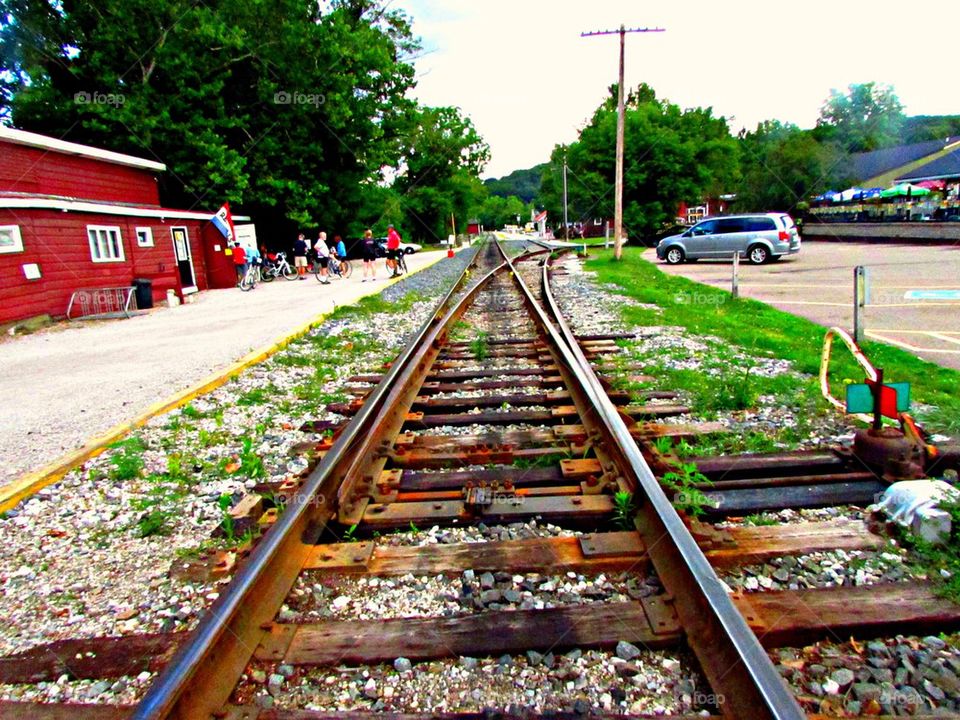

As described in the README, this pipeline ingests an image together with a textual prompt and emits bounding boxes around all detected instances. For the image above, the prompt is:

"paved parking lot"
[0,251,448,488]
[644,242,960,370]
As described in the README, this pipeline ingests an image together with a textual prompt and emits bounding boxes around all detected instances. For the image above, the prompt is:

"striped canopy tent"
[837,187,865,202]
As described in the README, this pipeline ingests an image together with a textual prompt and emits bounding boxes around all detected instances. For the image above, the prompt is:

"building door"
[171,226,197,292]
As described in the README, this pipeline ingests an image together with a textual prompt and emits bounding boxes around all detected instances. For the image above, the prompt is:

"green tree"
[393,105,490,241]
[815,82,904,153]
[471,193,529,229]
[0,0,421,241]
[483,164,546,203]
[735,121,846,213]
[540,84,739,240]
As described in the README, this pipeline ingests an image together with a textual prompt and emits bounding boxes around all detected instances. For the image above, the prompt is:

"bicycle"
[259,251,298,282]
[388,249,408,276]
[239,263,258,291]
[316,255,352,281]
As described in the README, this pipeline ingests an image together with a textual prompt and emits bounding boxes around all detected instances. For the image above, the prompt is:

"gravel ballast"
[0,249,477,665]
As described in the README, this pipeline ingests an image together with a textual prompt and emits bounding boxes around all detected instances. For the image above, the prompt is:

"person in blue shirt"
[244,244,261,282]
[334,235,347,260]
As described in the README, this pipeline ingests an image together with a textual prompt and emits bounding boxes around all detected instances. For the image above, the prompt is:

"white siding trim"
[0,197,250,222]
[0,127,166,171]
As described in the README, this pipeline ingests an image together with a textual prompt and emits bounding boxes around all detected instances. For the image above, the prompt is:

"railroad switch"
[851,426,925,481]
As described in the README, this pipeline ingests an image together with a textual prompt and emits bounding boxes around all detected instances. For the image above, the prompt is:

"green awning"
[880,183,931,198]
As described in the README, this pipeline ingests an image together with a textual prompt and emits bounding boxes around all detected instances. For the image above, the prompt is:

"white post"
[731,251,740,299]
[854,265,869,343]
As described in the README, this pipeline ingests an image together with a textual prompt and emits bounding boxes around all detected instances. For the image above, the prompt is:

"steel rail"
[133,243,503,719]
[530,252,804,719]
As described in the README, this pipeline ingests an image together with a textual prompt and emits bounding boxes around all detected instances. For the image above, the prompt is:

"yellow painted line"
[865,330,960,355]
[0,252,450,514]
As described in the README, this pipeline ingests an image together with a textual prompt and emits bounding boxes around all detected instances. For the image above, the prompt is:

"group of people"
[291,231,345,283]
[230,225,406,287]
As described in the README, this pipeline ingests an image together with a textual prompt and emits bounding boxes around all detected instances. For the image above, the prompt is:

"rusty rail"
[528,252,804,719]
[131,243,502,719]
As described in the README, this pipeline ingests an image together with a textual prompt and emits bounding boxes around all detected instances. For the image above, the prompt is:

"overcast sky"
[397,0,960,179]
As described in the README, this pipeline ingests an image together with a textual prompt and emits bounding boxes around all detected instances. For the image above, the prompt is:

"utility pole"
[562,149,569,241]
[582,25,664,260]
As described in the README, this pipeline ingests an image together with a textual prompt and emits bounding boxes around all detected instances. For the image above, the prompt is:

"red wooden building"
[0,126,240,326]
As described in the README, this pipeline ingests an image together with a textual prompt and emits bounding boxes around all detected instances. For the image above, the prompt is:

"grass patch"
[586,249,960,437]
[237,386,272,407]
[470,331,490,362]
[107,436,147,481]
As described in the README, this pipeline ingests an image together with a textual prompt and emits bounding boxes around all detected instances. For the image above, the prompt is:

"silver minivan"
[656,213,801,264]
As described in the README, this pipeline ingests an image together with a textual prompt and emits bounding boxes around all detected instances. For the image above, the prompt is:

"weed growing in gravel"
[513,452,571,470]
[107,436,147,481]
[135,509,174,538]
[449,320,471,341]
[612,490,636,530]
[742,514,778,527]
[218,494,237,543]
[652,436,674,456]
[660,460,713,516]
[470,331,490,361]
[181,404,203,420]
[237,386,271,406]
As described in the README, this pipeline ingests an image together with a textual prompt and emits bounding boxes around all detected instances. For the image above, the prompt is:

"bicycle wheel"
[282,264,298,280]
[239,271,254,291]
[339,259,353,278]
[260,267,274,282]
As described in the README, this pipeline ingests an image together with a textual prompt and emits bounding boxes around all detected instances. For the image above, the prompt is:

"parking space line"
[866,302,960,308]
[929,332,960,347]
[865,330,960,354]
[762,300,849,307]
[869,329,960,335]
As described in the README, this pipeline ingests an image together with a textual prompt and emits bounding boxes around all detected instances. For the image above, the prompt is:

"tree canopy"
[815,82,904,153]
[483,164,546,203]
[0,0,488,243]
[539,84,739,238]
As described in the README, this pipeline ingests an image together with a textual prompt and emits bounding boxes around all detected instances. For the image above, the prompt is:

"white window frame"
[0,225,24,254]
[87,225,125,263]
[135,226,154,248]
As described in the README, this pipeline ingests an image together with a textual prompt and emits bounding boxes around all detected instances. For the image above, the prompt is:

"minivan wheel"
[665,247,685,265]
[748,244,770,264]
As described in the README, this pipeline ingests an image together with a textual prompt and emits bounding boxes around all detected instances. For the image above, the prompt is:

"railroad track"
[3,238,960,719]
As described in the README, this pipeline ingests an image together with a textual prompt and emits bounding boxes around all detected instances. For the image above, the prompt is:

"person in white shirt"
[314,231,331,285]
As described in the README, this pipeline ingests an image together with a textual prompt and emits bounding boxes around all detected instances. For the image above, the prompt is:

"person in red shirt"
[231,242,247,286]
[386,224,402,278]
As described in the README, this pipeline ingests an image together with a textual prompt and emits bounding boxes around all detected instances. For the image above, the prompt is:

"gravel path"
[0,250,453,488]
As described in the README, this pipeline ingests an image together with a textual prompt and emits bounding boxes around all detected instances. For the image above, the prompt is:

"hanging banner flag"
[534,210,548,223]
[212,203,236,242]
